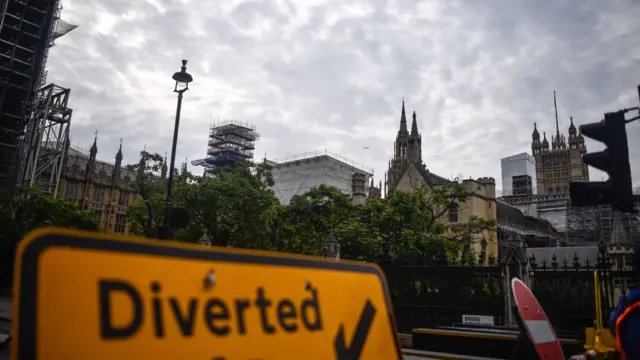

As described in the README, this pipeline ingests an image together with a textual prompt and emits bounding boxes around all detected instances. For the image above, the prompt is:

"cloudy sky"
[47,0,640,191]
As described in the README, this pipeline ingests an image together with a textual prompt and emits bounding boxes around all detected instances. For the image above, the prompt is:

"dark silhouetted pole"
[162,60,193,239]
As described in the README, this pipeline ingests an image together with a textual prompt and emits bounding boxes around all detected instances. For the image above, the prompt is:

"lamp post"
[162,59,193,239]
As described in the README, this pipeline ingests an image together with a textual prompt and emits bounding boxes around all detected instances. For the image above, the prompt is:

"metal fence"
[382,246,638,336]
[379,257,504,333]
[529,245,638,335]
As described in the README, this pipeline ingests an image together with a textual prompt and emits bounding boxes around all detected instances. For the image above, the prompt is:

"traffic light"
[569,110,634,212]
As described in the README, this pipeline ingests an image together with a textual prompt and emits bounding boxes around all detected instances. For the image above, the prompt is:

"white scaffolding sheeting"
[51,19,77,41]
[270,151,373,205]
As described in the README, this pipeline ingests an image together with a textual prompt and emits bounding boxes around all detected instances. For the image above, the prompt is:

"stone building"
[56,135,140,234]
[531,106,589,196]
[266,150,380,205]
[385,100,498,260]
[496,200,564,250]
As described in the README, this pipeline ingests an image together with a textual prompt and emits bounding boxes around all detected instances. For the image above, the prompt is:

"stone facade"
[385,100,498,260]
[531,116,589,195]
[56,136,140,234]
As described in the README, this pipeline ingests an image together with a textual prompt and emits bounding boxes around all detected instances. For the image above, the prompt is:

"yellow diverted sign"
[12,228,401,360]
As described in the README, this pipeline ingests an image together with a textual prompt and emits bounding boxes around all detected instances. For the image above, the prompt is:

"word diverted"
[99,279,323,339]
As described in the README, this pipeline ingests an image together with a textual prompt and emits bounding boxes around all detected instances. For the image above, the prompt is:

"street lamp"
[162,59,193,239]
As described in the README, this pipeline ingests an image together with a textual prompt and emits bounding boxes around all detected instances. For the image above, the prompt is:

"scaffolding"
[497,188,570,234]
[192,120,260,175]
[0,0,61,194]
[268,150,373,205]
[21,83,70,197]
[270,149,374,175]
[566,191,640,246]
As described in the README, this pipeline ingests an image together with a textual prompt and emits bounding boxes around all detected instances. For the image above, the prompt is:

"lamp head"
[172,59,193,92]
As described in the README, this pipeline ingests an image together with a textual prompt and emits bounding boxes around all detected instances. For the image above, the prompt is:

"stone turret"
[351,173,367,205]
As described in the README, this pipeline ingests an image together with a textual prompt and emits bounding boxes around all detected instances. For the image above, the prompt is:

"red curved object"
[511,278,565,360]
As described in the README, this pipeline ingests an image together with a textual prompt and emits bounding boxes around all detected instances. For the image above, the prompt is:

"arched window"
[448,202,459,223]
[480,239,488,264]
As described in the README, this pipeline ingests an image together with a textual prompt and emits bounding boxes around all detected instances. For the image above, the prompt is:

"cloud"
[47,0,640,191]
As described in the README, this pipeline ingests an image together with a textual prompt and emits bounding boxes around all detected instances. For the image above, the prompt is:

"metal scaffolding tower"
[0,0,61,194]
[21,83,71,197]
[191,120,260,176]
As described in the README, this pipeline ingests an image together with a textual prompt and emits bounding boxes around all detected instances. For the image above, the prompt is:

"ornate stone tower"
[387,100,423,189]
[531,92,588,195]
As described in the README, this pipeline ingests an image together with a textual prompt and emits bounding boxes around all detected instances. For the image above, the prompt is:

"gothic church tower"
[531,91,589,195]
[385,100,447,194]
[387,100,422,188]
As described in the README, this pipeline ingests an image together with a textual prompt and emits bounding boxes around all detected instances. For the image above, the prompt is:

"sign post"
[11,228,401,360]
[511,278,564,360]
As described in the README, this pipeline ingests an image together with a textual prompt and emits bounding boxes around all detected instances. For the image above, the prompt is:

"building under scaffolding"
[266,149,374,205]
[0,0,76,194]
[497,189,570,234]
[20,83,70,196]
[566,190,640,246]
[499,187,640,247]
[191,120,259,177]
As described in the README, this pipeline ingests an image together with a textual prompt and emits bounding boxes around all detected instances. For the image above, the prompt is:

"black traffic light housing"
[569,110,634,212]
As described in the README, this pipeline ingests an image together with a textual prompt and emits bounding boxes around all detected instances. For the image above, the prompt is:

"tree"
[184,163,280,248]
[400,175,497,262]
[276,184,355,255]
[126,159,282,247]
[0,187,98,288]
[125,151,165,237]
[273,177,495,264]
[125,151,198,239]
[125,154,495,265]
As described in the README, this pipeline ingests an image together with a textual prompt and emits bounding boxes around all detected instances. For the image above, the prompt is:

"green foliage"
[125,158,496,263]
[0,187,98,287]
[184,163,280,249]
[0,152,497,291]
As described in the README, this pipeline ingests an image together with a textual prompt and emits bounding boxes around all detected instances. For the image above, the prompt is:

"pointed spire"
[568,116,577,136]
[410,111,419,136]
[399,98,407,133]
[115,138,123,160]
[90,130,98,155]
[553,91,560,136]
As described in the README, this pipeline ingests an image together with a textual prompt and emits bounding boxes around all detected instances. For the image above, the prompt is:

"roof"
[269,149,374,175]
[60,144,131,180]
[497,200,559,233]
[501,152,535,163]
[389,161,449,189]
[415,163,449,186]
